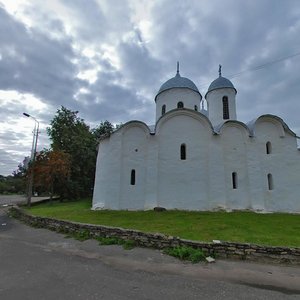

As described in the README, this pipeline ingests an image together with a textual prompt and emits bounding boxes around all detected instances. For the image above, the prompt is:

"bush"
[96,236,123,245]
[66,230,91,241]
[164,246,206,263]
[122,240,136,250]
[97,236,136,250]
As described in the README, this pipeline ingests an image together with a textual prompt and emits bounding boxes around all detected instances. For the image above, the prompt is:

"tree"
[0,158,28,195]
[0,174,26,195]
[46,106,117,199]
[92,120,114,140]
[47,107,97,198]
[13,159,28,179]
[33,149,71,201]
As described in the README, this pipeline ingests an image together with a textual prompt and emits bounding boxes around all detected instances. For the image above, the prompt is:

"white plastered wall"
[119,124,149,209]
[252,118,300,212]
[206,88,237,126]
[155,88,201,122]
[220,123,251,210]
[156,111,211,210]
[92,113,300,213]
[92,132,122,209]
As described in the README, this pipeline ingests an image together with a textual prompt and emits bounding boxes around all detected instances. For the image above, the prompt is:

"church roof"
[246,114,299,138]
[155,63,201,101]
[158,73,199,94]
[205,65,237,98]
[208,76,236,92]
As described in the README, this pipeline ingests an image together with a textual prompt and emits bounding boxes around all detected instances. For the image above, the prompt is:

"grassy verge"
[25,198,300,247]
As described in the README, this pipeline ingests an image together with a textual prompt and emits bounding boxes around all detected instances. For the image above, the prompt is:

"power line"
[198,50,300,88]
[228,51,300,79]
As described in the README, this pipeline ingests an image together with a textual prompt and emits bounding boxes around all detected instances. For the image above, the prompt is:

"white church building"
[92,65,300,213]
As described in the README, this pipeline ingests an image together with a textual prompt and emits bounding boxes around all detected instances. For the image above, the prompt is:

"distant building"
[92,64,300,212]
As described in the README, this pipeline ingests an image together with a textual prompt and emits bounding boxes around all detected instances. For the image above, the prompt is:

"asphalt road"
[0,206,300,299]
[0,194,49,206]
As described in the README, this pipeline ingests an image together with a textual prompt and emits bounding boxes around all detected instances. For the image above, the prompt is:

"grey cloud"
[117,37,163,92]
[63,0,107,41]
[1,0,300,174]
[62,0,132,43]
[0,130,26,143]
[0,148,25,175]
[146,0,300,135]
[0,7,80,108]
[79,75,155,125]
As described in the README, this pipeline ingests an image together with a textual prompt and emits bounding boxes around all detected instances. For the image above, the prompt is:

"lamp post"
[23,113,40,207]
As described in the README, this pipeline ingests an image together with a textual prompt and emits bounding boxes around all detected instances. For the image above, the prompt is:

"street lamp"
[23,112,40,207]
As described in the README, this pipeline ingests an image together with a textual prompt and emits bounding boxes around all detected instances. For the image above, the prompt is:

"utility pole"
[23,113,39,207]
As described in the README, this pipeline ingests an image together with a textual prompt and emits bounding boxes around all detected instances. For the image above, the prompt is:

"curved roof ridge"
[247,114,299,137]
[155,108,215,134]
[214,120,252,136]
[155,73,201,101]
[101,120,151,140]
[205,76,236,98]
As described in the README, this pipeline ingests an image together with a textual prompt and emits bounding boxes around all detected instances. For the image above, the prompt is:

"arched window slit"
[232,172,237,189]
[223,96,229,119]
[266,141,272,154]
[130,169,136,185]
[267,173,273,190]
[177,101,184,108]
[180,144,186,160]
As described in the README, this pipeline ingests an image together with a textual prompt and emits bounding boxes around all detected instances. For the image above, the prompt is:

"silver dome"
[206,76,237,98]
[155,72,201,101]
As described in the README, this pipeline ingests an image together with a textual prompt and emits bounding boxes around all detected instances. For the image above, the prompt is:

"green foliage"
[47,106,96,199]
[96,236,123,245]
[63,232,137,250]
[33,149,71,200]
[96,236,136,250]
[0,158,28,195]
[26,199,300,247]
[65,229,91,241]
[164,246,206,263]
[0,175,26,194]
[46,107,117,200]
[122,239,136,250]
[13,161,27,179]
[92,120,114,139]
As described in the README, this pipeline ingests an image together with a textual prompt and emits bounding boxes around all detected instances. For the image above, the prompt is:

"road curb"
[9,206,300,265]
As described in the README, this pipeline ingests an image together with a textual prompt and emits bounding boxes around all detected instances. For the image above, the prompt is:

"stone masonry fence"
[9,206,300,264]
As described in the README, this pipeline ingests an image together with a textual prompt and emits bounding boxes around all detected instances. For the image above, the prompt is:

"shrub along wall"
[10,206,300,264]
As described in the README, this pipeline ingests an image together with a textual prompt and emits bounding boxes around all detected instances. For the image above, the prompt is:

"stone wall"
[10,206,300,264]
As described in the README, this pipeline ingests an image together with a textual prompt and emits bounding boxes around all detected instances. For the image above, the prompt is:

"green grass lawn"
[25,198,300,247]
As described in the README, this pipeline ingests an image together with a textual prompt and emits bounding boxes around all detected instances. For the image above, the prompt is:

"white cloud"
[1,0,300,175]
[0,90,47,111]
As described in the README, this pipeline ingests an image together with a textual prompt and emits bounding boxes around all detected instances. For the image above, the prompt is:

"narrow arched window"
[266,141,272,154]
[180,144,186,160]
[162,104,166,115]
[194,105,198,111]
[232,172,237,189]
[130,169,136,185]
[267,173,273,190]
[177,101,184,108]
[223,96,229,119]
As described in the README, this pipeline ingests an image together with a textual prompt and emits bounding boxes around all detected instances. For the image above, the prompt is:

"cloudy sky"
[1,0,300,175]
